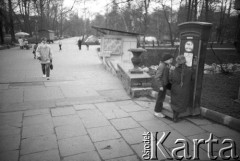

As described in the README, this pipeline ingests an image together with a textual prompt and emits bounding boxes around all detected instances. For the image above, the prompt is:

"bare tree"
[8,0,16,42]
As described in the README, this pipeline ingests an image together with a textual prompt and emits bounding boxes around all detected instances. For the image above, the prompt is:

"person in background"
[169,55,194,122]
[154,53,174,118]
[36,37,53,80]
[58,39,62,51]
[78,39,82,50]
[18,37,23,49]
[32,42,38,59]
[23,39,29,49]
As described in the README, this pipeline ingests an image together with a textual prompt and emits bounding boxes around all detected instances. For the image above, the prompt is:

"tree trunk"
[205,0,209,21]
[0,20,4,44]
[187,0,192,21]
[194,0,198,21]
[163,5,174,47]
[8,0,16,43]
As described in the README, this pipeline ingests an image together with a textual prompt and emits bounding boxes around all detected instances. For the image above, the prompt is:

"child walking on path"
[36,37,53,80]
[58,40,62,51]
[154,53,174,118]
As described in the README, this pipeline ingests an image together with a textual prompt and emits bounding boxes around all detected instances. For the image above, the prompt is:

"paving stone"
[129,111,156,121]
[200,124,240,138]
[63,151,101,161]
[52,115,82,127]
[20,134,58,155]
[119,127,147,145]
[95,138,134,160]
[102,109,129,119]
[0,84,8,90]
[114,100,136,106]
[88,126,121,142]
[23,114,53,126]
[98,89,131,101]
[110,117,140,130]
[187,117,213,125]
[119,104,144,113]
[169,120,205,136]
[51,106,76,116]
[60,86,99,98]
[0,88,23,104]
[55,100,72,107]
[74,104,96,111]
[0,135,20,152]
[0,111,23,123]
[131,143,145,160]
[20,149,60,161]
[0,150,19,161]
[58,135,95,157]
[95,102,120,112]
[0,125,21,137]
[77,109,103,119]
[134,100,155,109]
[56,123,87,140]
[22,123,54,138]
[24,109,49,117]
[139,119,173,133]
[82,115,111,128]
[106,155,140,161]
[24,87,64,101]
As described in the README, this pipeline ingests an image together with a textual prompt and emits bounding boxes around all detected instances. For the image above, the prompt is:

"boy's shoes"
[42,75,46,78]
[47,77,50,80]
[154,112,165,118]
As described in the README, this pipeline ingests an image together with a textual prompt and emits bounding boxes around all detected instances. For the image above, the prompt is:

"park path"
[0,37,239,161]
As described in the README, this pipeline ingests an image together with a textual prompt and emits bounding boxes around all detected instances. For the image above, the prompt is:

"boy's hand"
[159,87,164,91]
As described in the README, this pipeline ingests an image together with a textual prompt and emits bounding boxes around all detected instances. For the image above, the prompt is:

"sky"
[63,0,111,19]
[63,0,181,19]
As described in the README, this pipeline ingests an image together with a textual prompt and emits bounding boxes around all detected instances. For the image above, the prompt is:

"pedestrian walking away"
[154,53,174,118]
[78,39,82,50]
[169,55,194,122]
[58,39,62,51]
[36,37,53,80]
[32,42,38,59]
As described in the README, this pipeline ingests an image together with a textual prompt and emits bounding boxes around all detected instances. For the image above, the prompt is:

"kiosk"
[162,22,212,118]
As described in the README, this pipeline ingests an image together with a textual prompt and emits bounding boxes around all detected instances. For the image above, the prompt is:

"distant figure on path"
[169,55,194,122]
[78,39,82,50]
[58,39,62,51]
[154,53,173,118]
[23,39,29,49]
[18,37,24,49]
[36,37,53,80]
[32,42,38,59]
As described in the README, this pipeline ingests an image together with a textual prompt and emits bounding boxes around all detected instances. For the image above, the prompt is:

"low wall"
[140,48,177,67]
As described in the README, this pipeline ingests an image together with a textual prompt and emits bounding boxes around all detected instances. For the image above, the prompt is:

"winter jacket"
[155,62,171,88]
[36,44,52,64]
[169,65,194,113]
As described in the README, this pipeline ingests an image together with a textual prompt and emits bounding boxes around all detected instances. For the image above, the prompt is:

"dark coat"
[169,65,194,113]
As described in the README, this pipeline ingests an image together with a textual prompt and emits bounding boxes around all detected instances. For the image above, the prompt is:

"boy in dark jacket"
[154,53,173,117]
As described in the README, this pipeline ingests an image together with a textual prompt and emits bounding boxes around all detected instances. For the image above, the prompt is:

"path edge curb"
[150,90,240,132]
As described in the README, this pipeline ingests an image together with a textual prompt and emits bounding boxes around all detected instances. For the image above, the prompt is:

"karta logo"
[142,132,239,160]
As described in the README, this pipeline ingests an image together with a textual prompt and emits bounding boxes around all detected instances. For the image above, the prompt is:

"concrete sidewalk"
[0,37,239,161]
